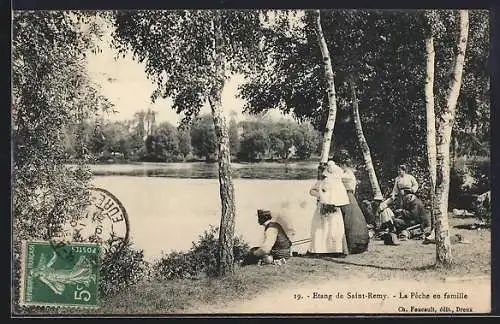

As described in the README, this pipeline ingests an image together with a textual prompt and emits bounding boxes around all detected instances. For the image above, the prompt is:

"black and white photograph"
[11,7,491,315]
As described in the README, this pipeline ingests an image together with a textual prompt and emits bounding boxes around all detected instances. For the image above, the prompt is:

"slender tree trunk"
[313,9,339,178]
[451,136,458,169]
[434,10,469,266]
[424,28,438,230]
[210,11,236,276]
[348,76,383,200]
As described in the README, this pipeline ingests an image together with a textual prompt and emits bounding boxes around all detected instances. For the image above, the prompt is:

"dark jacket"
[265,222,292,251]
[402,195,431,228]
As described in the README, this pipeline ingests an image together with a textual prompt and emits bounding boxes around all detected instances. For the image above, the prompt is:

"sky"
[85,23,288,125]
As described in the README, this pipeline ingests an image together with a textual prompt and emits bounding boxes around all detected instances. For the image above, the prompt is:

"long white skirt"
[309,205,347,254]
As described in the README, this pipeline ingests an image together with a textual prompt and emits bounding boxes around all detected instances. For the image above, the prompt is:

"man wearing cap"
[393,193,434,241]
[241,209,292,265]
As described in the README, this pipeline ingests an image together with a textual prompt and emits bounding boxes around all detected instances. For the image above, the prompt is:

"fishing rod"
[291,238,311,246]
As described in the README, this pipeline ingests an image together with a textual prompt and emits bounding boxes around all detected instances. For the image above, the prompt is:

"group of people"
[376,164,433,244]
[308,159,369,257]
[242,159,434,266]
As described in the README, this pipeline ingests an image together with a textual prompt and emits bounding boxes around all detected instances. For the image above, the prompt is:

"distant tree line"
[62,111,321,163]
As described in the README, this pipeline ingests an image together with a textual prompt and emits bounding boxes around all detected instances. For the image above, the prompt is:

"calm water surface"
[78,161,319,180]
[85,162,320,260]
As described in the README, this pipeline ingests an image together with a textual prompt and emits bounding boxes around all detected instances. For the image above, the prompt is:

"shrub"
[449,157,490,210]
[467,158,490,194]
[153,226,250,280]
[477,205,492,227]
[99,239,151,298]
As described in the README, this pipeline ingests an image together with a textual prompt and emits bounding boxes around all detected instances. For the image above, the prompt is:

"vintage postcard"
[11,7,491,316]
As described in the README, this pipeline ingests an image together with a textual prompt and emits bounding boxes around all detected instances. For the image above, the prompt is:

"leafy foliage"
[190,114,218,161]
[178,127,193,159]
[144,122,181,162]
[237,118,320,161]
[12,11,111,241]
[153,226,250,280]
[239,128,270,161]
[239,9,489,194]
[63,111,322,163]
[99,240,151,297]
[453,10,490,155]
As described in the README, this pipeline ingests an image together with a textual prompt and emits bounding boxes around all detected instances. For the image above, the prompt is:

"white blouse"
[390,174,419,198]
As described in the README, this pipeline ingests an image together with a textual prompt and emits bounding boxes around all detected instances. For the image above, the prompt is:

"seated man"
[393,193,433,240]
[241,209,292,266]
[361,194,384,229]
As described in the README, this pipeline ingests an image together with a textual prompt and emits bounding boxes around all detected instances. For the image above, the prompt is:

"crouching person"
[394,193,434,242]
[241,209,292,266]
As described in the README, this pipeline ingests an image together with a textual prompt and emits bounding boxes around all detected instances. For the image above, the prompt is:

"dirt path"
[190,276,491,314]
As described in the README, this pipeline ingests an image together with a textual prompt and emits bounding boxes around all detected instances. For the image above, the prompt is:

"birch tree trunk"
[210,11,236,276]
[424,25,438,230]
[434,10,469,266]
[313,10,339,178]
[348,76,383,200]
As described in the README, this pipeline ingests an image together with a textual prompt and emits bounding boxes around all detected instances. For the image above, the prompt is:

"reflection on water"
[76,162,319,180]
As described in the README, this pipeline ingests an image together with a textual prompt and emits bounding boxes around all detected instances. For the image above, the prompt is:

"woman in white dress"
[308,161,350,256]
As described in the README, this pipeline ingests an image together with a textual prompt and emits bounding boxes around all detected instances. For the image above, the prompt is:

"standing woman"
[308,160,350,257]
[338,158,369,254]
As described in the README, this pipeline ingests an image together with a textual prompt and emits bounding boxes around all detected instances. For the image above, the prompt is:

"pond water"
[92,175,318,261]
[79,161,319,180]
[86,162,322,261]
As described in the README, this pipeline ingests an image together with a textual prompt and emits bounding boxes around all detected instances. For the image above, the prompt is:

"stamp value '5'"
[20,240,101,308]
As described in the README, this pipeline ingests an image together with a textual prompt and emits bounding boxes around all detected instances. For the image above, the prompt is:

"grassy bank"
[14,214,489,315]
[86,215,489,314]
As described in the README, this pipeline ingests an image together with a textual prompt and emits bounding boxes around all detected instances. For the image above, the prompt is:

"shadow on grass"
[300,254,436,271]
[453,224,489,230]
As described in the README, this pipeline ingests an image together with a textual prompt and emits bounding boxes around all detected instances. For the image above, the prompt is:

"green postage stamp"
[20,240,101,308]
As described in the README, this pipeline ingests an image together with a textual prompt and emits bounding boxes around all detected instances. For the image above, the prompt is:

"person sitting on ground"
[377,206,400,245]
[378,206,396,232]
[241,209,292,266]
[360,193,385,229]
[393,193,434,241]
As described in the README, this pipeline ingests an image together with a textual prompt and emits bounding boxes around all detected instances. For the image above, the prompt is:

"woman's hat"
[322,160,337,176]
[326,160,336,171]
